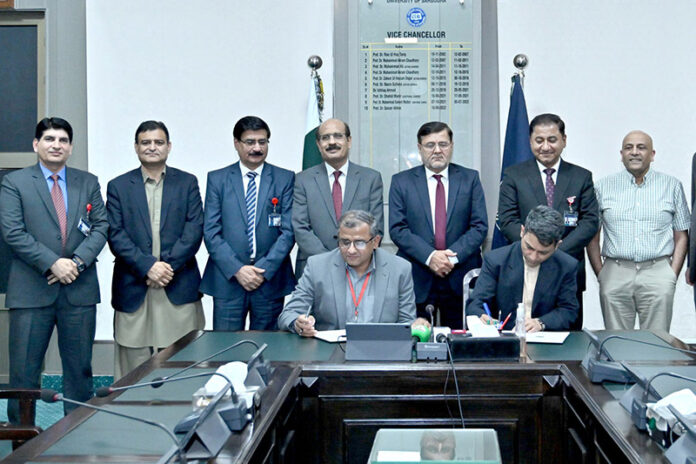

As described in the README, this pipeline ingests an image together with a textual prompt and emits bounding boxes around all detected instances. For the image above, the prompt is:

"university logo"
[406,7,426,28]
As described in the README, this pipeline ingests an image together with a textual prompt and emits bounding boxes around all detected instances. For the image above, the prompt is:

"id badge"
[564,211,578,227]
[77,217,92,236]
[268,213,281,227]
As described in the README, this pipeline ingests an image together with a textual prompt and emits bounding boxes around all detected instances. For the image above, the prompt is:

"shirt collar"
[424,165,449,180]
[40,163,66,181]
[536,158,561,176]
[622,167,653,185]
[141,165,167,183]
[325,161,348,177]
[240,162,264,178]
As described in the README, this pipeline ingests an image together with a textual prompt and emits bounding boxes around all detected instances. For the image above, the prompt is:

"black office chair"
[0,388,43,450]
[462,268,480,329]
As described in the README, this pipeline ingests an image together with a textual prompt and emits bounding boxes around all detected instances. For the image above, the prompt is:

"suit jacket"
[466,242,579,330]
[200,161,296,298]
[106,166,204,313]
[389,163,488,303]
[497,158,598,290]
[292,161,384,277]
[0,163,108,308]
[277,248,416,332]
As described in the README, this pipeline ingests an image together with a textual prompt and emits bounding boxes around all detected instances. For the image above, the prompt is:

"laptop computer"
[345,323,413,361]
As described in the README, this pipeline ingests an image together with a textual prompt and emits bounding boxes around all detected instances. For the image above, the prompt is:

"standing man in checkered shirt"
[587,130,689,331]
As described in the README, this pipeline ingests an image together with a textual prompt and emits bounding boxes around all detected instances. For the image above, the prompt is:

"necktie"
[332,171,342,222]
[433,174,446,250]
[245,171,257,256]
[544,168,556,207]
[50,174,68,250]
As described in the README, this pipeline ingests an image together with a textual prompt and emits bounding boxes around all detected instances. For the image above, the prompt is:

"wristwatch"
[72,256,86,273]
[537,319,546,331]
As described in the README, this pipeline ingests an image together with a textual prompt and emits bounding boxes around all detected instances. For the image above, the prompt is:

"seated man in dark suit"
[278,210,428,336]
[466,205,579,332]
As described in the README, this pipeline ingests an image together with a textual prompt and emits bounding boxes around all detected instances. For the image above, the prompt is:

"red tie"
[51,174,67,250]
[332,171,342,222]
[433,174,446,250]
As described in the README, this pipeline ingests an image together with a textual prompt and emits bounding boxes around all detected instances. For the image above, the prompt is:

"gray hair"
[338,210,378,236]
[523,205,564,246]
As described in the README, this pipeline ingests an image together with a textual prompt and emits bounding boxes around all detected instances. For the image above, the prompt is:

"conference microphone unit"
[40,389,187,464]
[665,404,696,464]
[582,329,696,383]
[96,372,251,432]
[149,339,262,388]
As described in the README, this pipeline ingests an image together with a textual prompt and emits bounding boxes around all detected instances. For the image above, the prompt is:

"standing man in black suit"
[107,121,205,379]
[0,117,108,421]
[389,121,488,329]
[497,113,598,330]
[688,154,696,306]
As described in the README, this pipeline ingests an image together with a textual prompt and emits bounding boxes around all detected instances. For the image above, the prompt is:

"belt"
[610,256,669,270]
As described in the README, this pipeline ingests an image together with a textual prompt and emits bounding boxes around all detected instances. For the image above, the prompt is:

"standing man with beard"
[292,118,383,277]
[107,121,205,378]
[200,116,296,330]
[587,130,689,331]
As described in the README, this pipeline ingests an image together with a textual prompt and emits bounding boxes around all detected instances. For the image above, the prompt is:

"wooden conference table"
[3,329,696,464]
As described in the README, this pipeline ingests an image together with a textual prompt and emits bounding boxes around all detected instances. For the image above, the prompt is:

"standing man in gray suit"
[292,118,384,277]
[0,118,108,421]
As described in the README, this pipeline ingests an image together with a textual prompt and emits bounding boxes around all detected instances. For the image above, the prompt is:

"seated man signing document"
[278,210,428,336]
[466,206,579,332]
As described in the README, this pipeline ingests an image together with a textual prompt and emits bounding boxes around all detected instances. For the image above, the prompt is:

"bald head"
[620,130,655,182]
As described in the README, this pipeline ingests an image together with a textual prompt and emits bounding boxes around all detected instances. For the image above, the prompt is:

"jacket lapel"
[312,164,338,227]
[330,252,347,328]
[65,168,81,242]
[129,169,152,239]
[510,243,525,313]
[414,167,434,233]
[372,252,388,322]
[446,164,461,228]
[229,163,247,222]
[523,161,547,206]
[31,165,60,229]
[552,160,570,210]
[160,167,176,229]
[343,162,359,210]
[256,164,273,231]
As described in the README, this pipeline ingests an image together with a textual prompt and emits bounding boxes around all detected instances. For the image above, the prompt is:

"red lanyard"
[346,269,371,321]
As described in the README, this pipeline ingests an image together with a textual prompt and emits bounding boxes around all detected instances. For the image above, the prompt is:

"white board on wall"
[86,0,334,339]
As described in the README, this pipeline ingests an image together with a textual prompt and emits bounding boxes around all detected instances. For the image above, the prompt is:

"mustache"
[326,144,341,151]
[249,151,264,157]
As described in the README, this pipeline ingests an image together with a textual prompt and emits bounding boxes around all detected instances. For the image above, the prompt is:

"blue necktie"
[245,171,258,256]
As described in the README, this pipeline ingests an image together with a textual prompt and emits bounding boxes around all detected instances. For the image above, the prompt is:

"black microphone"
[582,329,696,383]
[632,371,696,431]
[147,339,260,388]
[425,304,435,341]
[40,389,186,464]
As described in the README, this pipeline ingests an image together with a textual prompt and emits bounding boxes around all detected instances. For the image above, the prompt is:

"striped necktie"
[50,174,68,250]
[245,171,258,256]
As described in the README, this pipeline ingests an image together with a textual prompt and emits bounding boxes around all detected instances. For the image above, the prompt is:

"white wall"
[498,0,696,340]
[86,1,333,339]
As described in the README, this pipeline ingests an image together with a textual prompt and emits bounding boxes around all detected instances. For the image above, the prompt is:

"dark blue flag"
[492,74,535,249]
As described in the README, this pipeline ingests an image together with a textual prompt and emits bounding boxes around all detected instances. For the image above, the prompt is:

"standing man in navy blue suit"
[200,116,296,330]
[389,121,488,329]
[107,121,205,378]
[0,118,108,421]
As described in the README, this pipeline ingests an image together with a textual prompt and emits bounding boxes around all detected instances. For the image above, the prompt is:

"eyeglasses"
[421,141,452,150]
[337,236,375,250]
[241,139,269,148]
[319,133,346,142]
[138,139,167,147]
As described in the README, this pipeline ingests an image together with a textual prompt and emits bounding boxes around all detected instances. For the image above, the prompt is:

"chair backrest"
[0,388,43,451]
[462,268,481,330]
